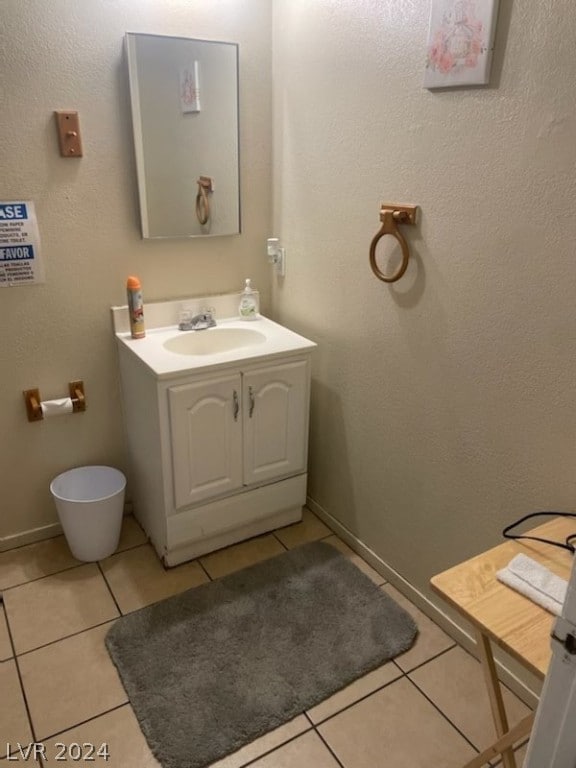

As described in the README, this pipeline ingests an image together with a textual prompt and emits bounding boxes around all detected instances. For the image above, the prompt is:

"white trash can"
[50,466,126,562]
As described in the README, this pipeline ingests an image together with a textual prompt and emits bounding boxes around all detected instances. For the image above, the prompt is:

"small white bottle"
[239,278,259,320]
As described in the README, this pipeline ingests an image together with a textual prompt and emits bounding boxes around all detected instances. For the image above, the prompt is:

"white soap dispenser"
[239,278,259,320]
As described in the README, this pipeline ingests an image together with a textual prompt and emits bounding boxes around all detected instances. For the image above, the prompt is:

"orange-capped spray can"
[126,276,145,339]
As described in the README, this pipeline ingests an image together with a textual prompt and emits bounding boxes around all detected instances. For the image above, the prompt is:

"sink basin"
[163,327,267,356]
[113,298,317,379]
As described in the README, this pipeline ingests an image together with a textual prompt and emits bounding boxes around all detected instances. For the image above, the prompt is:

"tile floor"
[0,509,530,768]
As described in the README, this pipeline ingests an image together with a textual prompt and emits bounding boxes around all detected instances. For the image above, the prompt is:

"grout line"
[38,702,129,743]
[3,602,39,748]
[196,558,214,582]
[303,712,315,726]
[0,540,149,594]
[271,532,289,551]
[405,675,482,755]
[306,666,407,728]
[306,716,346,768]
[225,725,314,768]
[97,561,124,617]
[395,642,458,676]
[458,644,536,713]
[0,609,13,664]
[114,540,155,556]
[227,728,314,768]
[15,618,119,659]
[392,659,404,675]
[1,562,88,593]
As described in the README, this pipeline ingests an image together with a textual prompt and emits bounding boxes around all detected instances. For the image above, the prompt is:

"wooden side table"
[431,517,574,768]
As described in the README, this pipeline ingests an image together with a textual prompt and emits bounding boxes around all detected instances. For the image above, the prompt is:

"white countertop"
[115,315,317,380]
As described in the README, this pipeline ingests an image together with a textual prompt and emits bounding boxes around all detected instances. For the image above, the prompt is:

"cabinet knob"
[248,386,255,418]
[233,390,239,421]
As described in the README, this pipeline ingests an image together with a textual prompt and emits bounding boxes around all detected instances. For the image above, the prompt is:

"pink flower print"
[427,1,486,75]
[439,52,455,73]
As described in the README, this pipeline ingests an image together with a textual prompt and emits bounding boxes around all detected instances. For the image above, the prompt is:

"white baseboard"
[307,496,541,709]
[0,521,63,552]
[0,501,135,553]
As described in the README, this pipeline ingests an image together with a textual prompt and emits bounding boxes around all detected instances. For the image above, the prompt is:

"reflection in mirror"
[125,33,240,239]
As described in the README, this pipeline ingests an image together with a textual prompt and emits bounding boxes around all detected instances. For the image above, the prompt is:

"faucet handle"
[193,308,217,329]
[178,306,217,331]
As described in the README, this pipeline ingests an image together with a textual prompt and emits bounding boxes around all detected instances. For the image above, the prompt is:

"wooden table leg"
[462,713,534,768]
[476,631,517,768]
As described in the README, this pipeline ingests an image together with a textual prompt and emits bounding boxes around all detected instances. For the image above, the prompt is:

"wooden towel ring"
[369,205,417,283]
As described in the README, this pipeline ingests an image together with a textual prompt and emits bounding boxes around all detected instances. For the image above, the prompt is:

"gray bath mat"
[106,540,417,768]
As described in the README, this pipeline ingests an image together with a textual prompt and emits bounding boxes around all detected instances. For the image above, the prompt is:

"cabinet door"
[169,374,243,509]
[243,360,309,486]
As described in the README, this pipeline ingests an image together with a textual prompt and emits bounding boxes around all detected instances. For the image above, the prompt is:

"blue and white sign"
[0,201,44,286]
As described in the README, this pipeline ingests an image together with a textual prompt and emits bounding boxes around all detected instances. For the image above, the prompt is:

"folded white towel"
[496,554,568,616]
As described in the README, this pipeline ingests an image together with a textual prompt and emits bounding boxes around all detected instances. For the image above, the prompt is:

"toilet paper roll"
[41,397,74,418]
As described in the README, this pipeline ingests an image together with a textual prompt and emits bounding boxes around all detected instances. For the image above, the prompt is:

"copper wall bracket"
[23,388,43,422]
[54,111,83,157]
[369,203,418,283]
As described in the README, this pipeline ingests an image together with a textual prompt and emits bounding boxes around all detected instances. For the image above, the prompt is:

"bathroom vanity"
[112,295,316,566]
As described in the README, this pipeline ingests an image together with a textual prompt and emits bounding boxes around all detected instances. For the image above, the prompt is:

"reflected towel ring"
[195,185,209,225]
[369,204,418,284]
[195,176,213,225]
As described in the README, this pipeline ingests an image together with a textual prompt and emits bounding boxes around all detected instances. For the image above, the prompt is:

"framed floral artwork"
[424,0,500,88]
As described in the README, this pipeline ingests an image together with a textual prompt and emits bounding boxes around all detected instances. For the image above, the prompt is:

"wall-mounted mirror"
[125,33,240,239]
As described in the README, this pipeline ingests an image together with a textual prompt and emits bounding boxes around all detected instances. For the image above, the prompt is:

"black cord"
[502,511,576,554]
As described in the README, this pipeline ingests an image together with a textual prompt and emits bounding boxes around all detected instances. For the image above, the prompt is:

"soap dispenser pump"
[239,278,258,320]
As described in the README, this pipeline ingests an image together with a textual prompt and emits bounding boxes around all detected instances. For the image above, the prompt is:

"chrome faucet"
[178,310,216,331]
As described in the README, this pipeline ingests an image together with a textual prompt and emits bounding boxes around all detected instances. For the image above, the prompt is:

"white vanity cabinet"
[169,372,244,509]
[242,361,308,484]
[114,305,316,567]
[169,360,308,512]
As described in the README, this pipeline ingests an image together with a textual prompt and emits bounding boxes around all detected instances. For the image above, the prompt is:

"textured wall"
[272,0,576,595]
[5,0,576,596]
[0,0,272,544]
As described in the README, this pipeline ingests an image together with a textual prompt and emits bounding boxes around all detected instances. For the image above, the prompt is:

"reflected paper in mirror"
[125,33,240,239]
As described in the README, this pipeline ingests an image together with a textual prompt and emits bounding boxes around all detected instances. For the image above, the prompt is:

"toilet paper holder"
[23,380,86,422]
